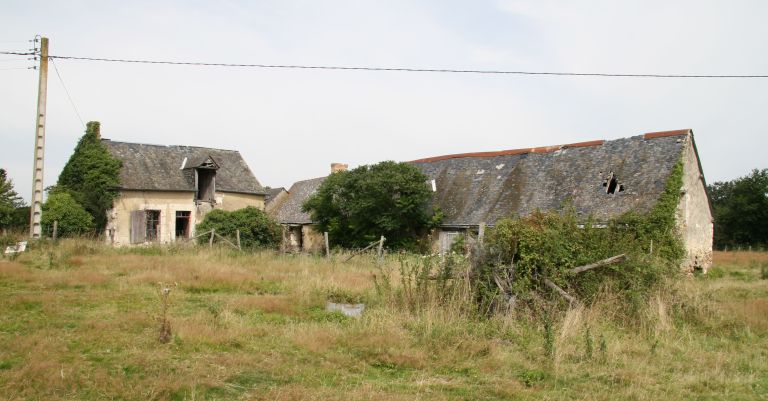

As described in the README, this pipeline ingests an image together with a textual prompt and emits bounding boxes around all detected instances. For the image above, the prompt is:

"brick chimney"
[331,163,348,173]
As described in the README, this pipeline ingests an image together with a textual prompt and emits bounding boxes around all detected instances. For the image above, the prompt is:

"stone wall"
[676,136,714,272]
[106,190,264,246]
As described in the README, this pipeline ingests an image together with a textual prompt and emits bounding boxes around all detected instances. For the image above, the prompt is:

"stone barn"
[269,164,349,253]
[412,129,713,272]
[102,140,267,245]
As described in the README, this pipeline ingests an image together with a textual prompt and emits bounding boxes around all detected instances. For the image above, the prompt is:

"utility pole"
[29,36,48,239]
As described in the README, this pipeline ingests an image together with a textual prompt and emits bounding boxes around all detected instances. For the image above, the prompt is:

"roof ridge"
[102,138,241,153]
[409,139,606,163]
[409,130,692,163]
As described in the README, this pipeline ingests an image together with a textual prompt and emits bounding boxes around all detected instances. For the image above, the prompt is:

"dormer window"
[194,156,219,202]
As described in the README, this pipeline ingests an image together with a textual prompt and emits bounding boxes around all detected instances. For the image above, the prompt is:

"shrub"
[41,192,94,237]
[302,161,441,250]
[56,121,122,230]
[196,206,281,249]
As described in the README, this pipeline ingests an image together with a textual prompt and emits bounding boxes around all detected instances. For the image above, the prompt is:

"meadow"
[0,240,766,400]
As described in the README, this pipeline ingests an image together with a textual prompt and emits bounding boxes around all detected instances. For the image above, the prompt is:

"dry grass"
[0,241,766,400]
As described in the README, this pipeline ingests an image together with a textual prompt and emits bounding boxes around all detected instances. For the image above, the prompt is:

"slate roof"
[265,187,287,204]
[272,177,326,224]
[270,129,698,228]
[412,130,693,226]
[102,139,266,195]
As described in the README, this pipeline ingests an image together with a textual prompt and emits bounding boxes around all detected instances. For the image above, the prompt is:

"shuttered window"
[130,210,147,244]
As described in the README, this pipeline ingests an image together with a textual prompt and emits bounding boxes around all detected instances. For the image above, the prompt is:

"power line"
[48,54,768,79]
[50,58,86,129]
[3,50,768,79]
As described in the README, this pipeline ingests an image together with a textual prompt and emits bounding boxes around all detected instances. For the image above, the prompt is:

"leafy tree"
[41,191,94,237]
[708,169,768,248]
[302,161,441,249]
[0,168,25,230]
[196,206,281,248]
[57,121,122,230]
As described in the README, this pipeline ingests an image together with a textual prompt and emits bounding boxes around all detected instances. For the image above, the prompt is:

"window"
[175,211,191,239]
[130,209,161,244]
[146,210,161,241]
[196,168,216,202]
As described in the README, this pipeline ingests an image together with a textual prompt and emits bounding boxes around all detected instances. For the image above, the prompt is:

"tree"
[302,161,440,249]
[0,168,25,230]
[57,121,122,230]
[708,169,768,248]
[41,192,94,237]
[196,206,281,248]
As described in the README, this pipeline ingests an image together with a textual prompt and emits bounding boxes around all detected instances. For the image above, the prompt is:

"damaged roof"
[270,129,698,228]
[102,139,266,195]
[271,177,326,225]
[413,130,693,226]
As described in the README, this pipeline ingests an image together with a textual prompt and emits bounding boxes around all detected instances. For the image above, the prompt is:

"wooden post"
[52,220,58,241]
[377,235,385,258]
[324,232,330,258]
[478,222,485,244]
[236,229,241,250]
[209,228,215,247]
[649,239,653,255]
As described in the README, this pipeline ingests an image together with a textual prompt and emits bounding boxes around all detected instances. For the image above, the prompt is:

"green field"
[1,241,766,400]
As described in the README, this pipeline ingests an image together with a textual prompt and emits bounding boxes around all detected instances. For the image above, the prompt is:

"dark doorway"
[175,211,191,239]
[196,169,216,202]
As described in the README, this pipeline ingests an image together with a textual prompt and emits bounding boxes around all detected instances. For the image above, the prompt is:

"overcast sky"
[2,0,767,203]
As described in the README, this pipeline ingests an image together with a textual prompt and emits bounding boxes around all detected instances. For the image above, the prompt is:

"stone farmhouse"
[102,140,266,245]
[270,129,713,272]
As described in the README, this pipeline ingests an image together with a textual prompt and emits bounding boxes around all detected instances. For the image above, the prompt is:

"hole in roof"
[603,172,623,195]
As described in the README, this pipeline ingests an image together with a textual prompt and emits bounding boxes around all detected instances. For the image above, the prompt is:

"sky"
[2,0,767,203]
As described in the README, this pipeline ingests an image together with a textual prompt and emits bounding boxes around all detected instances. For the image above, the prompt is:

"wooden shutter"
[130,210,147,244]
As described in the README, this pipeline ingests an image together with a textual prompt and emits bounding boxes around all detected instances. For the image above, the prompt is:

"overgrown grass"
[0,240,766,400]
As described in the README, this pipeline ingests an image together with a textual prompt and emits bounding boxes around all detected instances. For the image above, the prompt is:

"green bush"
[56,121,122,230]
[479,160,686,313]
[196,206,281,249]
[302,161,441,250]
[41,192,94,237]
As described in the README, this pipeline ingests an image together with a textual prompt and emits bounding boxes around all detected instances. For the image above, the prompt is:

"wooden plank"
[569,254,626,274]
[130,210,146,244]
[343,240,380,262]
[544,278,578,305]
[214,232,240,250]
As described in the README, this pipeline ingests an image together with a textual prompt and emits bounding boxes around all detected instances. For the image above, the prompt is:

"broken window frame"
[145,210,161,241]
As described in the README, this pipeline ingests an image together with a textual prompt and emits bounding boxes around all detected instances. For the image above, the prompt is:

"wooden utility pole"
[29,37,49,239]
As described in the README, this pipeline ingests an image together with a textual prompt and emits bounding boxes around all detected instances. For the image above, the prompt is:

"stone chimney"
[331,163,348,173]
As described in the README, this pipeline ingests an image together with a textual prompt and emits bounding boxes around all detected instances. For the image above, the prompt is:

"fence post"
[209,229,215,248]
[478,222,485,244]
[324,232,330,258]
[236,229,241,250]
[377,235,385,258]
[52,220,58,241]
